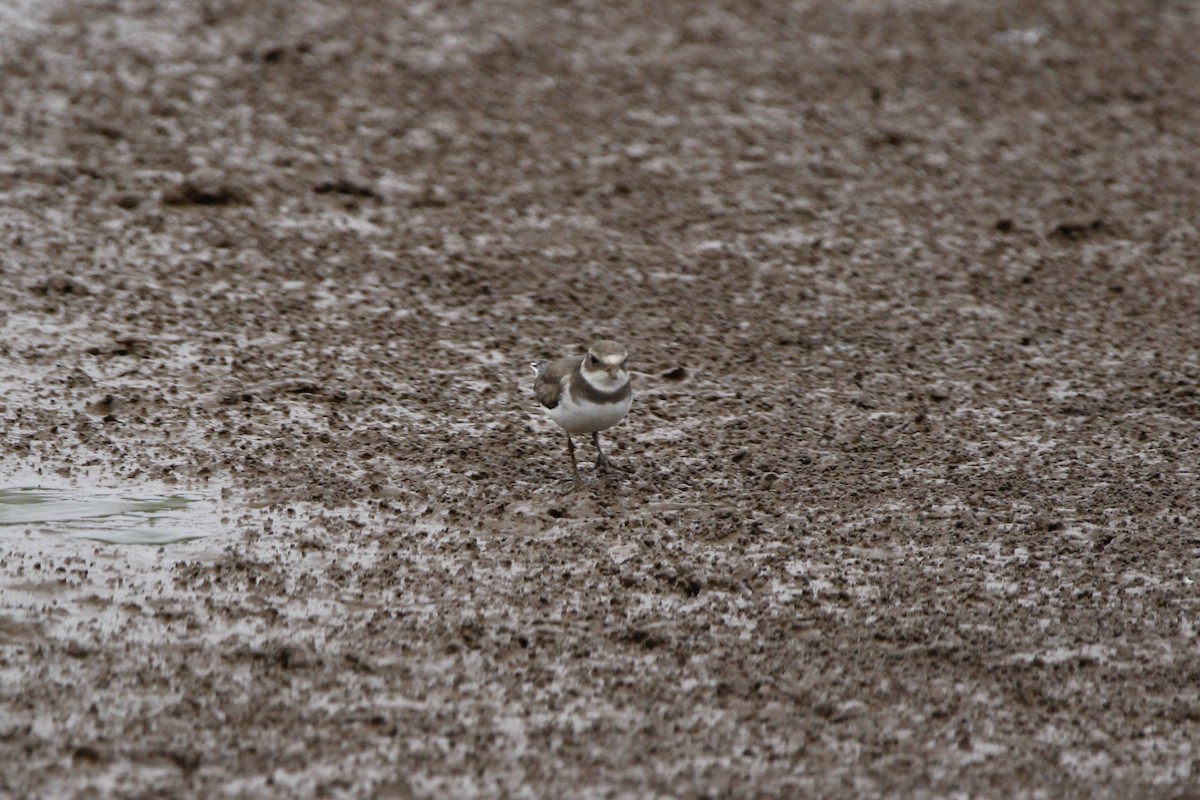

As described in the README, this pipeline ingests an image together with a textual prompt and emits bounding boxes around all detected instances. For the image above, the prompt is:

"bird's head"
[583,340,629,384]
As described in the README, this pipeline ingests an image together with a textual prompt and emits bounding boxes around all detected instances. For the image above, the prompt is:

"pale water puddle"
[0,485,219,545]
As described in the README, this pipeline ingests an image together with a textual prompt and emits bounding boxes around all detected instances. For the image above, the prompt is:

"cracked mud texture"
[2,1,1200,798]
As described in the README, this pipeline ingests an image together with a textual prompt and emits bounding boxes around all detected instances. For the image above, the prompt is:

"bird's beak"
[606,367,617,379]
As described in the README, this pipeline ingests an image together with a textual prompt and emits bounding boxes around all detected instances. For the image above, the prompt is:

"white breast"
[544,382,632,434]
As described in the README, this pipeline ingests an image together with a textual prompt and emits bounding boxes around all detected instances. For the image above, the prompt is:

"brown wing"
[535,355,580,409]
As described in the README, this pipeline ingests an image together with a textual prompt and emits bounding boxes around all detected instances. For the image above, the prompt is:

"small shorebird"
[531,340,632,489]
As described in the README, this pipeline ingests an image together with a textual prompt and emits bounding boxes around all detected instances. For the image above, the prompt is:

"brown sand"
[2,1,1198,797]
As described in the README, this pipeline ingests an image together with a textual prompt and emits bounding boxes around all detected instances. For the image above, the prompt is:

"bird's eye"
[588,354,599,366]
[620,358,628,369]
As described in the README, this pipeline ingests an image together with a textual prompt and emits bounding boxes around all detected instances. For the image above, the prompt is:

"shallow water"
[0,485,218,545]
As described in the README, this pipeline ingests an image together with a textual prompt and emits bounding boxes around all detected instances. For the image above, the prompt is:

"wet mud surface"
[2,1,1200,797]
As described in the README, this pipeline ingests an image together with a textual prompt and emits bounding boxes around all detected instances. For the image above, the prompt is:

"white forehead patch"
[601,353,625,366]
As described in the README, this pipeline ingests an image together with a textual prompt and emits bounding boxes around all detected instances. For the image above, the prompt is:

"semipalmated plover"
[531,340,632,488]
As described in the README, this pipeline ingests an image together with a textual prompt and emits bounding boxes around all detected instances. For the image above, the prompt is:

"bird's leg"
[565,432,581,489]
[592,431,612,473]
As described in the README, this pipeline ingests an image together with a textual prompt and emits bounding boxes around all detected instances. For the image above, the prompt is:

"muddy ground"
[2,0,1199,797]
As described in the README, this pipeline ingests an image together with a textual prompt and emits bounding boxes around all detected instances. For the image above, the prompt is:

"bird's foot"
[595,455,627,475]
